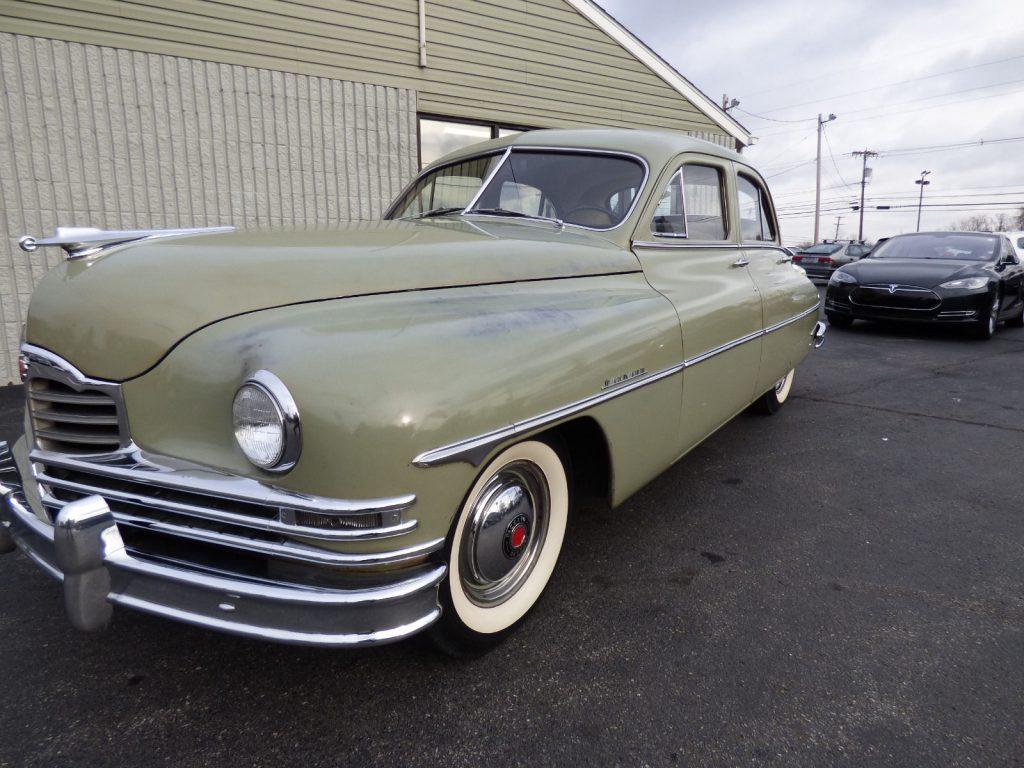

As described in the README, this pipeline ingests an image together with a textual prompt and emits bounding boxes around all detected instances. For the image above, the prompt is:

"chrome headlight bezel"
[938,276,988,291]
[232,370,302,473]
[829,269,857,285]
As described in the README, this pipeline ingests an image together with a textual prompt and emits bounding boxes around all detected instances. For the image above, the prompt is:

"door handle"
[731,257,750,268]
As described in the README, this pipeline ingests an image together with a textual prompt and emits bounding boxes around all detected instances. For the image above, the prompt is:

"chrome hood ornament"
[18,226,235,260]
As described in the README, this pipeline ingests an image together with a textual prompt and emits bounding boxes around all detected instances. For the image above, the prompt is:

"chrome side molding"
[18,226,235,260]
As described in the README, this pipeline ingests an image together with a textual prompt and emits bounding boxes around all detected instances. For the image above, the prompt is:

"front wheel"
[750,368,795,415]
[430,439,569,656]
[1008,292,1024,328]
[974,292,1000,340]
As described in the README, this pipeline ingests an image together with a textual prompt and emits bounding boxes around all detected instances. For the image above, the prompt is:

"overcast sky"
[600,0,1024,245]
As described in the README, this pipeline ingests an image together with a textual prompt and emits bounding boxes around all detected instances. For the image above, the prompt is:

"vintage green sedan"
[0,129,823,653]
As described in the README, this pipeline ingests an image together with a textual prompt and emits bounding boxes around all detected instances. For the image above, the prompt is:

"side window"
[651,169,685,236]
[737,174,777,242]
[650,164,727,240]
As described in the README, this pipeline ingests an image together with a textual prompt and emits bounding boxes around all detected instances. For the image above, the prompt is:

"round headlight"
[232,371,301,471]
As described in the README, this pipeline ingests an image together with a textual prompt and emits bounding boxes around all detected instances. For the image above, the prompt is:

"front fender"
[121,274,682,550]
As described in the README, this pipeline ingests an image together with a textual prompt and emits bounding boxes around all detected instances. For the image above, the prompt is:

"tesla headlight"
[829,270,857,285]
[232,370,301,471]
[938,277,987,291]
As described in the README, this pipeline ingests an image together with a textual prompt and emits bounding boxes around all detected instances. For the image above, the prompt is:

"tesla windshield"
[871,233,999,261]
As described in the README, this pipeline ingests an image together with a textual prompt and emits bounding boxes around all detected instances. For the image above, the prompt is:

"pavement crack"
[794,394,1024,435]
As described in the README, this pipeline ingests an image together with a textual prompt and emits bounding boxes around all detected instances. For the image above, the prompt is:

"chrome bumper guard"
[0,441,446,646]
[812,320,827,348]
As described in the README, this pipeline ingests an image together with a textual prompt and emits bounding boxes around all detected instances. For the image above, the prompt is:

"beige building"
[0,0,751,383]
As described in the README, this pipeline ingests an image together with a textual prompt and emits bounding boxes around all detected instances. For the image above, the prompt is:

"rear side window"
[650,164,727,240]
[738,174,777,242]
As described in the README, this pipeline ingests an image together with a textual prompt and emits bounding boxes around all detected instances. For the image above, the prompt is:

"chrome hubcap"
[460,461,550,606]
[774,375,788,394]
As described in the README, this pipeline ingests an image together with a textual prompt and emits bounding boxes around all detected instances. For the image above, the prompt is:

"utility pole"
[834,215,843,240]
[915,170,931,232]
[852,150,878,242]
[814,113,837,243]
[722,95,739,112]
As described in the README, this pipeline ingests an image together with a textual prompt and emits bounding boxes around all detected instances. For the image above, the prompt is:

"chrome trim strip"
[414,303,821,467]
[34,468,416,541]
[37,489,440,568]
[18,226,235,260]
[462,147,512,212]
[32,448,415,518]
[633,241,740,250]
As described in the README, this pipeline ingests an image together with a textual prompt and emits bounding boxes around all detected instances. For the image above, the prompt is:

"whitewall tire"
[431,439,569,653]
[750,368,795,415]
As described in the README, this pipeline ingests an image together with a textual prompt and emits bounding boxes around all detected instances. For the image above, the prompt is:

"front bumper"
[0,439,446,646]
[824,285,991,324]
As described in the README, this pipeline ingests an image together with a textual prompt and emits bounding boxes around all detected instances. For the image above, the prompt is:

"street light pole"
[915,170,931,232]
[814,113,837,243]
[852,149,878,242]
[834,215,843,240]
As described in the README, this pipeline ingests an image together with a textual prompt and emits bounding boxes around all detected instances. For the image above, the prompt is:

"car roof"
[423,128,745,176]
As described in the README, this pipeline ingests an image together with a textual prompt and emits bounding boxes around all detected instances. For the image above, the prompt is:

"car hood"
[26,218,637,381]
[842,257,988,288]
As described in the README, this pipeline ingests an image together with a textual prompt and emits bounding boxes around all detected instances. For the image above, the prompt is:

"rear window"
[800,244,843,255]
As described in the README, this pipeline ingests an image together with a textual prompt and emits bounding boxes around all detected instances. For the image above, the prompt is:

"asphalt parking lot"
[2,290,1023,768]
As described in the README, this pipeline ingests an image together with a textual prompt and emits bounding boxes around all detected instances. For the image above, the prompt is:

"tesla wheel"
[750,368,795,415]
[1008,293,1024,328]
[430,439,569,656]
[826,312,853,328]
[974,292,1000,340]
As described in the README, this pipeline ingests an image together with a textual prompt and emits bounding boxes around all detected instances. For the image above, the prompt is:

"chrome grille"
[22,345,130,455]
[30,449,429,574]
[28,378,122,453]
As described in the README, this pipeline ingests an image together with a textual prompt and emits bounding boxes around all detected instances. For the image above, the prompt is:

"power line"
[739,42,1018,99]
[754,85,1024,137]
[753,54,1024,115]
[734,107,815,124]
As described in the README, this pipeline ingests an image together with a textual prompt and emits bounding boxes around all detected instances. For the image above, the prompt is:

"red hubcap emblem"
[510,524,527,549]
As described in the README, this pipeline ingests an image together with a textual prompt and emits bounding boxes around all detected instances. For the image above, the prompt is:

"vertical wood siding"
[0,32,418,383]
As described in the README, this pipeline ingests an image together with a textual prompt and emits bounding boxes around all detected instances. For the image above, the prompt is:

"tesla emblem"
[888,284,898,294]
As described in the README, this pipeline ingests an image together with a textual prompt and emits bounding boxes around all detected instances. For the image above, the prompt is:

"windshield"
[386,149,647,230]
[871,233,999,261]
[800,243,843,255]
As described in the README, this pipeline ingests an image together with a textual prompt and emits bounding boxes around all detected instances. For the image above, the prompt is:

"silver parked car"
[793,241,872,279]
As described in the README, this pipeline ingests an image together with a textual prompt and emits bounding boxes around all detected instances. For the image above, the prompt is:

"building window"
[418,116,532,167]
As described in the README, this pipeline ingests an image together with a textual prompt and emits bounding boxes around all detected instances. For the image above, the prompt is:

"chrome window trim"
[387,146,651,233]
[235,369,302,473]
[633,241,740,250]
[650,166,688,239]
[413,303,821,467]
[384,148,508,220]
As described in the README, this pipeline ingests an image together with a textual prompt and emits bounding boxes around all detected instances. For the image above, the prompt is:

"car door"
[632,154,763,450]
[738,168,821,396]
[997,236,1024,315]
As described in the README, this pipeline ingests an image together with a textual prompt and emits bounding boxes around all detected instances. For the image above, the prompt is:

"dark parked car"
[824,231,1024,339]
[793,241,872,279]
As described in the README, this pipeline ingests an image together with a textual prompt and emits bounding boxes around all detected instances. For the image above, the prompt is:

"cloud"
[600,0,1024,242]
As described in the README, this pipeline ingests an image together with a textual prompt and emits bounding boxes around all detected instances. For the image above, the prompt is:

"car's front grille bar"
[31,448,418,542]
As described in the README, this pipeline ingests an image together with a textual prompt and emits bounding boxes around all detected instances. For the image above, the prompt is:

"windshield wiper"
[470,208,563,226]
[403,206,464,220]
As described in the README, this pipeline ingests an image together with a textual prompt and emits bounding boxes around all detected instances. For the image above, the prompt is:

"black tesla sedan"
[824,232,1024,339]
